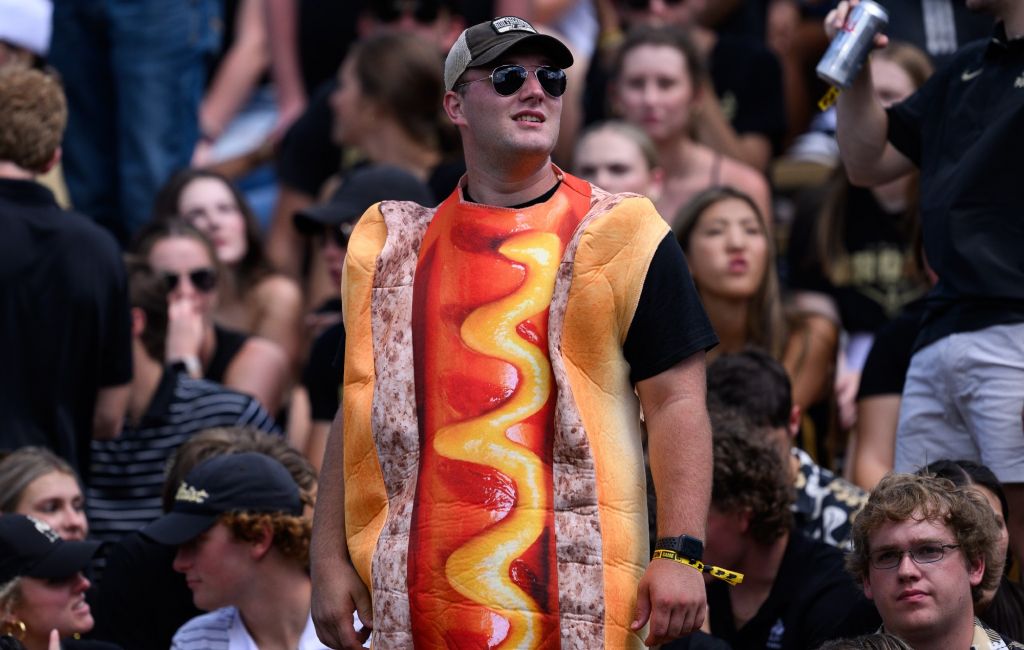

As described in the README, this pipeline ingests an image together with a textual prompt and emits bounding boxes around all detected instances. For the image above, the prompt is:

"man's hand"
[824,0,888,47]
[165,293,204,363]
[631,558,707,646]
[311,556,373,649]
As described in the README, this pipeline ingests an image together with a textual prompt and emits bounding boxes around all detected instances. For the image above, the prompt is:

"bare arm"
[782,313,839,410]
[198,0,270,143]
[310,407,372,649]
[223,337,289,414]
[264,0,306,139]
[92,384,129,440]
[827,1,914,186]
[254,275,305,377]
[849,395,899,490]
[632,352,711,646]
[267,185,315,278]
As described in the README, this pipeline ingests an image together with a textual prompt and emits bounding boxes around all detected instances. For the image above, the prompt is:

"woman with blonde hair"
[0,448,88,541]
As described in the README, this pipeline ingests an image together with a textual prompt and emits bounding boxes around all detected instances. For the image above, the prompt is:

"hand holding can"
[818,0,890,88]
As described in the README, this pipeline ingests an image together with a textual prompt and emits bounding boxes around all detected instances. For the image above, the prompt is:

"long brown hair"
[676,186,786,357]
[816,42,933,286]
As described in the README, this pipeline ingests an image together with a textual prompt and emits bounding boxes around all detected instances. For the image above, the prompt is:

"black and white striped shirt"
[87,368,279,543]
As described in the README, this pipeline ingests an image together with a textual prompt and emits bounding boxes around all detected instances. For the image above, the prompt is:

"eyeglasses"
[161,268,218,293]
[870,543,960,570]
[456,64,567,98]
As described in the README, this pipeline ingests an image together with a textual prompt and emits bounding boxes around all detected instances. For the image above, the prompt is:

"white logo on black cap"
[491,16,535,34]
[175,482,210,504]
[27,516,60,543]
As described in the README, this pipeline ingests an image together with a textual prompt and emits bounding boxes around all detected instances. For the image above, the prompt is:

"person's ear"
[249,520,274,560]
[736,507,752,535]
[862,574,874,600]
[788,405,801,439]
[443,90,468,127]
[131,307,147,338]
[968,554,986,588]
[40,147,61,174]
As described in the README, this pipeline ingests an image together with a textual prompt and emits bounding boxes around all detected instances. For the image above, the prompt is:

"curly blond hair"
[0,68,66,172]
[219,510,312,569]
[847,473,1002,603]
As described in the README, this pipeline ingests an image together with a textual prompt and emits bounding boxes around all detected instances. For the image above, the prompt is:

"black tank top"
[206,325,248,383]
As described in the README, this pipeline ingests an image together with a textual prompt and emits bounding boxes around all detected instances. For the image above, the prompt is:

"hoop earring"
[1,620,26,640]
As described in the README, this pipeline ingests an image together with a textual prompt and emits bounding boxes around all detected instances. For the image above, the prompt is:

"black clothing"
[276,80,341,197]
[0,179,131,479]
[206,324,248,383]
[885,0,995,69]
[305,320,345,422]
[89,532,199,650]
[667,533,880,650]
[297,0,362,95]
[64,641,122,650]
[624,234,719,383]
[857,298,928,400]
[709,35,787,153]
[886,24,1024,351]
[788,183,926,333]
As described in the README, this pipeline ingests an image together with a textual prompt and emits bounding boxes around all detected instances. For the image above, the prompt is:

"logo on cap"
[28,516,60,543]
[491,16,535,34]
[175,482,210,504]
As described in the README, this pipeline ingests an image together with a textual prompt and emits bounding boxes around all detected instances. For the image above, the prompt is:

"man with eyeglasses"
[311,16,718,650]
[847,473,1022,649]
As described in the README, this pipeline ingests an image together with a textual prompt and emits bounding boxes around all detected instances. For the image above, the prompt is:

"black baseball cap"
[444,16,574,91]
[141,452,303,546]
[0,514,101,585]
[293,164,434,235]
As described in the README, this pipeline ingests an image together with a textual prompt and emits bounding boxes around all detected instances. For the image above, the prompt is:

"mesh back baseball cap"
[0,514,101,585]
[141,452,303,546]
[444,16,574,91]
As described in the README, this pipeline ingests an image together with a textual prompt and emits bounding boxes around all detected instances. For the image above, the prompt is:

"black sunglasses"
[161,268,218,293]
[456,64,567,98]
[316,225,351,249]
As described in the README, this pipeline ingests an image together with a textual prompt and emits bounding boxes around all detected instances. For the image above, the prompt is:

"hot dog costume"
[341,170,709,648]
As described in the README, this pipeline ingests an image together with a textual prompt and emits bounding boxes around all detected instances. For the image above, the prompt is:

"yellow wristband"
[652,549,744,586]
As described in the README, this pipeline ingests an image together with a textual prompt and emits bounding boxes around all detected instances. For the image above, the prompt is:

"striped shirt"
[87,368,278,543]
[172,607,332,650]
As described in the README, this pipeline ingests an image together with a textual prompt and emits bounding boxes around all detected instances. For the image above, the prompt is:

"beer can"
[816,0,889,89]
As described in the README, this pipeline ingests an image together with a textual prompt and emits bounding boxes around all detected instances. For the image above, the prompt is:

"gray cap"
[444,16,573,91]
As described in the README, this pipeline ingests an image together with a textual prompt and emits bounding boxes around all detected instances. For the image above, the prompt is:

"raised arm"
[632,351,712,646]
[827,1,915,186]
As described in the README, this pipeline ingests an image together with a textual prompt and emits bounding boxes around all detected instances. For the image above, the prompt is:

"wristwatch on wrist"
[654,534,704,561]
[168,356,202,378]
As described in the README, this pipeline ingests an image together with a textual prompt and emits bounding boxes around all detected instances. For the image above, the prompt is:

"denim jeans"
[49,0,222,245]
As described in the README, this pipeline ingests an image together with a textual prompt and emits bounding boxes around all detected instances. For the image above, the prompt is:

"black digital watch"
[654,535,704,561]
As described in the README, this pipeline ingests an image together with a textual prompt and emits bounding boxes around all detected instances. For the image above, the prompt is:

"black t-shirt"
[0,179,132,479]
[666,532,880,650]
[709,35,787,154]
[886,24,1024,350]
[788,183,926,334]
[89,532,200,650]
[276,80,343,197]
[306,320,345,422]
[885,0,994,69]
[857,298,927,400]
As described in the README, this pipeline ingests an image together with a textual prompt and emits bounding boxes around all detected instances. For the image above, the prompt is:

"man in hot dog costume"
[310,17,719,649]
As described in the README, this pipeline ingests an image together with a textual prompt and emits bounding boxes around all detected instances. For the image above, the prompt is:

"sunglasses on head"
[456,64,567,98]
[161,268,218,293]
